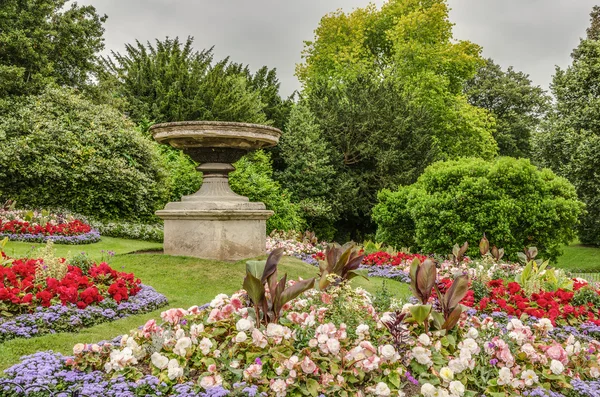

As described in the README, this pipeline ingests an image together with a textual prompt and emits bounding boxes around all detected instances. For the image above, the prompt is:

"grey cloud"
[79,0,596,95]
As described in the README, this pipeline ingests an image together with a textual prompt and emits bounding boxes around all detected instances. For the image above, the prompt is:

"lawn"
[554,240,600,273]
[0,237,411,371]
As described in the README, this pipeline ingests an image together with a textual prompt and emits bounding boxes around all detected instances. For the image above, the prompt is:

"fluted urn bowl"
[150,121,281,164]
[150,121,282,261]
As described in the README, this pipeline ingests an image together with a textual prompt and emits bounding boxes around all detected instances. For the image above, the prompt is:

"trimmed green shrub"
[0,86,169,221]
[230,150,305,233]
[373,157,584,261]
[89,219,164,242]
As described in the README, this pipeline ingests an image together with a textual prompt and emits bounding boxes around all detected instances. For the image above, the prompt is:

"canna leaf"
[442,306,463,330]
[444,275,469,311]
[279,278,315,306]
[479,234,489,256]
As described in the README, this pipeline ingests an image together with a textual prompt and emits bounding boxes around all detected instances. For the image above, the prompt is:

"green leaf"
[243,272,264,305]
[279,278,315,306]
[246,261,266,279]
[306,378,319,397]
[409,304,432,324]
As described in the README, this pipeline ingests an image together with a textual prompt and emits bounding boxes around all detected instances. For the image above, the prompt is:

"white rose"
[380,344,397,361]
[199,337,213,355]
[167,359,183,380]
[449,381,465,396]
[236,318,253,332]
[73,343,85,355]
[497,367,512,385]
[375,382,391,396]
[550,359,564,375]
[421,383,436,397]
[418,333,431,346]
[326,338,341,355]
[235,332,247,343]
[151,352,169,370]
[466,327,479,339]
[439,367,454,382]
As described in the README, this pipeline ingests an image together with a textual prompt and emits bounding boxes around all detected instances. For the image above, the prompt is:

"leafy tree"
[276,103,338,239]
[100,36,290,126]
[0,86,168,221]
[230,151,305,233]
[293,0,497,238]
[373,158,583,261]
[534,7,600,245]
[0,0,106,97]
[465,59,549,158]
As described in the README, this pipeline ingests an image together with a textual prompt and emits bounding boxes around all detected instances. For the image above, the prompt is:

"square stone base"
[162,217,267,261]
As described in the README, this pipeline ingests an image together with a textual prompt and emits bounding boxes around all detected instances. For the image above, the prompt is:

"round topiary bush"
[0,86,169,221]
[373,157,584,261]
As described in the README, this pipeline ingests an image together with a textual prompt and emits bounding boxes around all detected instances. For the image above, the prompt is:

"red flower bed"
[362,251,427,266]
[0,253,141,312]
[472,279,600,326]
[0,219,92,236]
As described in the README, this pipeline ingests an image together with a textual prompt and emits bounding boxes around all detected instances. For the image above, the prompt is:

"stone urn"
[150,121,281,260]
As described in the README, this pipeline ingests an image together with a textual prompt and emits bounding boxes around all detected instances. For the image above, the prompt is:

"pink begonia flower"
[160,308,188,325]
[252,328,268,348]
[545,343,569,365]
[301,356,317,374]
[321,293,332,304]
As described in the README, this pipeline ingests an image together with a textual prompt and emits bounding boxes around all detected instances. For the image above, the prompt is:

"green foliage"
[88,220,163,243]
[100,37,288,126]
[230,151,305,233]
[572,287,600,309]
[0,86,169,221]
[374,157,584,261]
[372,188,418,250]
[0,0,106,97]
[68,252,95,275]
[534,8,600,246]
[293,0,497,238]
[276,103,338,237]
[465,58,550,158]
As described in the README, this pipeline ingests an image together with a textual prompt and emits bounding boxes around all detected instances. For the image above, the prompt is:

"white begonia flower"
[550,359,564,375]
[375,382,391,396]
[236,318,253,332]
[448,359,466,374]
[380,344,397,361]
[418,333,431,346]
[266,323,285,338]
[167,359,184,380]
[326,338,341,355]
[270,379,287,397]
[173,337,192,356]
[150,352,169,369]
[466,327,479,339]
[199,337,213,355]
[536,318,554,332]
[175,329,185,339]
[449,381,465,397]
[235,332,247,343]
[458,338,480,355]
[437,388,450,397]
[497,367,512,385]
[210,293,229,308]
[590,367,600,378]
[73,343,85,355]
[356,324,370,336]
[411,346,433,367]
[421,383,437,397]
[439,367,454,382]
[521,370,539,386]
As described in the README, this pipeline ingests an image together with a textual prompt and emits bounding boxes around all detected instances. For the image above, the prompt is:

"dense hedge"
[373,157,584,261]
[0,86,169,221]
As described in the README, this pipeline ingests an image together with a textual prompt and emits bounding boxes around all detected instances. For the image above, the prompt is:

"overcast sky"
[78,0,597,96]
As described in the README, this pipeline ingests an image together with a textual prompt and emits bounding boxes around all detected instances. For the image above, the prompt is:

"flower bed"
[0,209,100,244]
[0,248,168,341]
[0,284,167,343]
[4,247,600,397]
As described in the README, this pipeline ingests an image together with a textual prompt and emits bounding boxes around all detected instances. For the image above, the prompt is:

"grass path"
[0,239,410,371]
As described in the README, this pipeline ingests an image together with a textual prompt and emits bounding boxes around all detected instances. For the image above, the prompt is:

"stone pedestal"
[150,121,281,261]
[156,163,273,261]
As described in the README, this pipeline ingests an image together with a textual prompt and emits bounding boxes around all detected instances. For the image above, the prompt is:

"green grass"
[0,238,410,371]
[555,240,600,272]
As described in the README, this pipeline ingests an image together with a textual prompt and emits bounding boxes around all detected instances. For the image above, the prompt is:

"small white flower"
[236,318,253,332]
[421,383,436,397]
[439,367,454,382]
[151,352,169,370]
[466,327,479,339]
[173,337,192,356]
[210,293,229,308]
[497,367,512,385]
[374,382,391,396]
[521,369,538,386]
[199,337,213,355]
[235,332,247,343]
[448,381,465,396]
[550,359,564,375]
[73,343,85,355]
[167,359,183,380]
[418,333,431,346]
[379,344,397,361]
